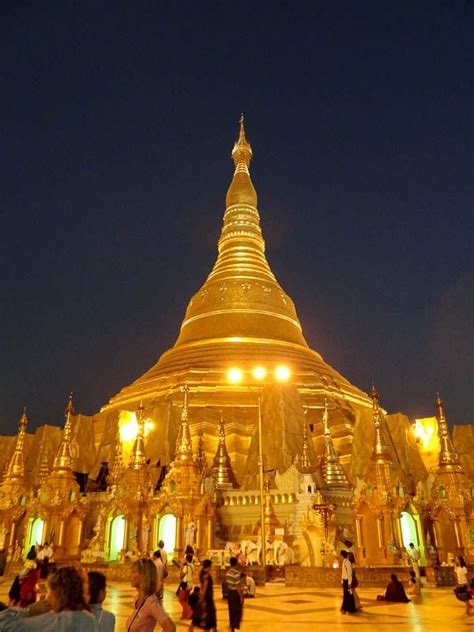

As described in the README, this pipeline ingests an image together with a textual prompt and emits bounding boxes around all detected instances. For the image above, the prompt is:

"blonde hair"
[131,558,157,595]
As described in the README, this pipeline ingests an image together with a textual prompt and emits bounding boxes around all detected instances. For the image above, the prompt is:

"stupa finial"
[3,407,29,483]
[320,400,350,488]
[211,410,239,489]
[52,393,75,473]
[436,393,461,469]
[174,385,194,463]
[297,408,316,473]
[129,400,147,470]
[370,384,393,491]
[226,115,257,207]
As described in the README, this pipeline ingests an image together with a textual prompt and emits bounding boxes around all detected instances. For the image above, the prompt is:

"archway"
[109,515,125,561]
[157,514,177,557]
[400,511,418,549]
[28,518,44,551]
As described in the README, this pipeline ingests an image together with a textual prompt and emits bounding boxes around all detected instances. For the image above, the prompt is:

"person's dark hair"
[229,557,238,566]
[390,574,398,581]
[48,567,89,612]
[340,550,348,558]
[347,552,356,564]
[409,542,414,548]
[185,553,193,563]
[457,555,467,568]
[158,540,165,548]
[185,545,194,555]
[240,572,247,578]
[153,550,162,560]
[87,571,106,604]
[202,559,212,570]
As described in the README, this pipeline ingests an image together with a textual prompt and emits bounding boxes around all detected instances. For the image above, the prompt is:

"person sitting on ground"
[19,560,40,607]
[87,571,115,631]
[0,565,98,630]
[377,574,410,603]
[240,572,256,598]
[407,570,421,596]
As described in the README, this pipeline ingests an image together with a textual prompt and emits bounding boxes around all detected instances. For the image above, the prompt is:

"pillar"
[175,516,183,554]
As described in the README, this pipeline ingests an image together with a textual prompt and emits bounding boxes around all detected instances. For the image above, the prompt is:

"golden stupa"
[101,116,372,479]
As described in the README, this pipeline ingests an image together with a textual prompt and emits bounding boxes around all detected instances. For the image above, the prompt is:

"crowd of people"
[0,540,471,629]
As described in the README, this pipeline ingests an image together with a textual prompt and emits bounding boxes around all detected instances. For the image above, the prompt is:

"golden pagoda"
[101,116,373,482]
[320,400,350,488]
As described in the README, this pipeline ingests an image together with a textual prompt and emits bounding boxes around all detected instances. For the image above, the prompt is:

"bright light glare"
[227,368,243,384]
[412,418,435,450]
[253,366,266,381]
[275,365,290,382]
[119,412,154,443]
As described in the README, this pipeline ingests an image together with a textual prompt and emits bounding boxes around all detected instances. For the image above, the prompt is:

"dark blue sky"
[1,2,472,434]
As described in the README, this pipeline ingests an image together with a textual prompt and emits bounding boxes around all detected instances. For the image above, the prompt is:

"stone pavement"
[1,578,473,631]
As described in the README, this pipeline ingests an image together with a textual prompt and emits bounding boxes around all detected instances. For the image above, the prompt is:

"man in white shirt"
[340,550,357,614]
[152,549,166,605]
[408,542,420,579]
[241,572,256,597]
[158,540,168,565]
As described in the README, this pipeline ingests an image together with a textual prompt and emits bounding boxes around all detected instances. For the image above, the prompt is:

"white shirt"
[153,558,165,584]
[245,576,256,596]
[410,548,420,562]
[455,566,468,585]
[341,558,353,582]
[159,548,168,565]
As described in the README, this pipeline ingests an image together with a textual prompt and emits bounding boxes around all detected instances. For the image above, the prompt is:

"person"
[453,555,472,615]
[152,550,166,605]
[408,543,420,579]
[19,560,40,607]
[26,546,37,561]
[340,550,357,614]
[347,552,361,611]
[87,571,115,631]
[192,559,217,632]
[178,553,194,620]
[127,558,175,631]
[158,540,168,566]
[407,570,421,596]
[226,557,243,632]
[240,572,256,598]
[0,565,98,630]
[188,587,201,629]
[377,574,410,602]
[0,550,7,583]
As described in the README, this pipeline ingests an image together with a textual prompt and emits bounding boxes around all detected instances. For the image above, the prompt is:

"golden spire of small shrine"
[109,423,125,484]
[4,407,28,483]
[211,411,239,489]
[320,400,350,488]
[174,385,194,463]
[52,394,75,474]
[370,385,392,490]
[129,401,147,470]
[297,409,316,473]
[436,393,462,470]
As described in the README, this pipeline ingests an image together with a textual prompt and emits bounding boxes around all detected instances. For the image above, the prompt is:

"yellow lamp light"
[227,368,243,384]
[275,365,290,382]
[253,366,267,381]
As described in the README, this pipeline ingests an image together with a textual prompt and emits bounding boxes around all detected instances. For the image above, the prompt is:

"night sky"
[1,2,472,435]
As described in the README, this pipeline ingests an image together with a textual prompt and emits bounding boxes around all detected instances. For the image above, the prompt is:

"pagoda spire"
[52,394,75,474]
[174,385,194,463]
[211,411,239,489]
[297,409,316,473]
[109,423,125,484]
[4,407,28,483]
[320,400,350,488]
[436,393,462,470]
[370,385,392,491]
[129,401,147,470]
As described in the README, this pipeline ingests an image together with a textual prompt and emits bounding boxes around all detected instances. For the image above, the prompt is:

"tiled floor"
[1,578,473,631]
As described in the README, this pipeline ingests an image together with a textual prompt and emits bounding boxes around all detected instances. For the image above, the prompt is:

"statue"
[185,521,196,547]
